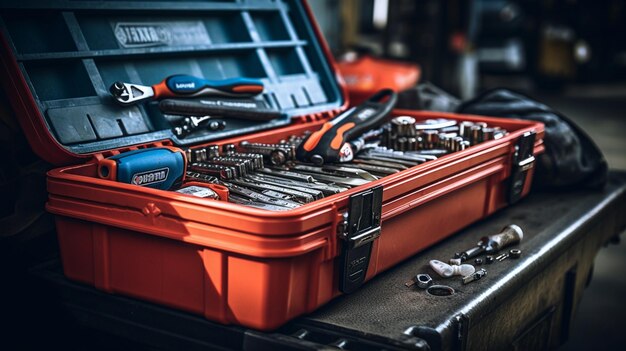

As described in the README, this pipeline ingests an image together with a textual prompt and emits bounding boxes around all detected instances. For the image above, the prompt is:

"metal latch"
[338,185,383,293]
[508,131,536,204]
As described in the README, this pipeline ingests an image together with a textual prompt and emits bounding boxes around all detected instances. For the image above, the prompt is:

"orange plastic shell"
[48,110,544,330]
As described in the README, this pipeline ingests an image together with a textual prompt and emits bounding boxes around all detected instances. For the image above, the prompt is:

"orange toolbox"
[0,1,543,330]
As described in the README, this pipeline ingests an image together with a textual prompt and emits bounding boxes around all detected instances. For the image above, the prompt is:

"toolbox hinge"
[337,185,383,293]
[508,131,536,204]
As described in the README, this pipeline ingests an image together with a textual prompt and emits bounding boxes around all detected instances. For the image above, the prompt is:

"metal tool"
[454,224,524,262]
[350,158,408,170]
[98,147,186,190]
[231,178,315,203]
[290,164,378,182]
[296,89,397,165]
[172,115,226,138]
[228,194,291,211]
[185,171,218,184]
[240,141,294,166]
[220,182,301,209]
[245,175,324,200]
[405,273,433,289]
[256,168,314,183]
[462,268,487,284]
[159,97,281,121]
[189,163,236,180]
[249,173,346,196]
[293,170,371,188]
[355,154,418,167]
[344,162,399,176]
[110,74,264,105]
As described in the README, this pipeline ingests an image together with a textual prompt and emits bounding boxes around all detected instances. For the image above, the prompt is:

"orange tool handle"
[296,89,397,164]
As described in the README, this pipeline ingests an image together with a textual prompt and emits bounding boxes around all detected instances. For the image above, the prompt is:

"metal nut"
[509,249,522,258]
[416,274,433,289]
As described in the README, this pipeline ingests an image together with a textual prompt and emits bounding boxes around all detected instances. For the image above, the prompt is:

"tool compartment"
[1,1,544,330]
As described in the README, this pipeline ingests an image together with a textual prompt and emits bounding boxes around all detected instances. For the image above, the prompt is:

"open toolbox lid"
[0,0,345,165]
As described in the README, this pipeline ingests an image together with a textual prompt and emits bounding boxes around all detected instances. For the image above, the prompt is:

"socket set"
[181,117,507,211]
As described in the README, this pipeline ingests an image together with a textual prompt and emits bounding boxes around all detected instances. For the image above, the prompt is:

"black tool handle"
[159,98,282,121]
[296,89,397,164]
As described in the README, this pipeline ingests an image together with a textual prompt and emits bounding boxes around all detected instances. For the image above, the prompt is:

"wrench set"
[180,117,508,211]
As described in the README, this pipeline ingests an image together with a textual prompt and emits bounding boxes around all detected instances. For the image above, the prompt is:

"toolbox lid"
[0,0,344,165]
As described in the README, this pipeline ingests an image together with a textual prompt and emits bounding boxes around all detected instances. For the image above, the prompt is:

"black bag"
[456,89,608,190]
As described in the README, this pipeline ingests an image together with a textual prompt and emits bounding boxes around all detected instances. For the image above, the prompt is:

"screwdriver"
[295,89,397,165]
[110,74,264,105]
[454,224,524,262]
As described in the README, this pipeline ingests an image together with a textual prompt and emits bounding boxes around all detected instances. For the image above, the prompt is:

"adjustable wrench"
[110,74,264,105]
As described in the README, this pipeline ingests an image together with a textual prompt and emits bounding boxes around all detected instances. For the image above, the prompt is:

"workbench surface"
[24,171,626,351]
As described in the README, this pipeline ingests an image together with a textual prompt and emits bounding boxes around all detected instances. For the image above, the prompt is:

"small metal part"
[470,125,483,145]
[205,145,220,158]
[416,274,433,289]
[175,185,219,200]
[509,248,522,259]
[422,130,439,149]
[495,252,509,261]
[482,128,495,141]
[109,81,154,105]
[189,163,235,180]
[391,116,417,137]
[215,156,255,172]
[474,258,484,265]
[226,152,265,169]
[485,255,495,264]
[270,149,287,166]
[462,268,487,284]
[208,157,247,177]
[239,141,294,166]
[173,116,226,138]
[396,137,408,151]
[406,273,434,289]
[222,143,237,154]
[449,258,462,266]
[414,118,457,130]
[459,121,475,139]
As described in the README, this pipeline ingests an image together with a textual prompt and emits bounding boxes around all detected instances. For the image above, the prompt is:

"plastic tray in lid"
[0,0,344,165]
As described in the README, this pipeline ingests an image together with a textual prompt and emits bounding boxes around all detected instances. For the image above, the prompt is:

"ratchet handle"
[297,89,397,164]
[152,75,264,99]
